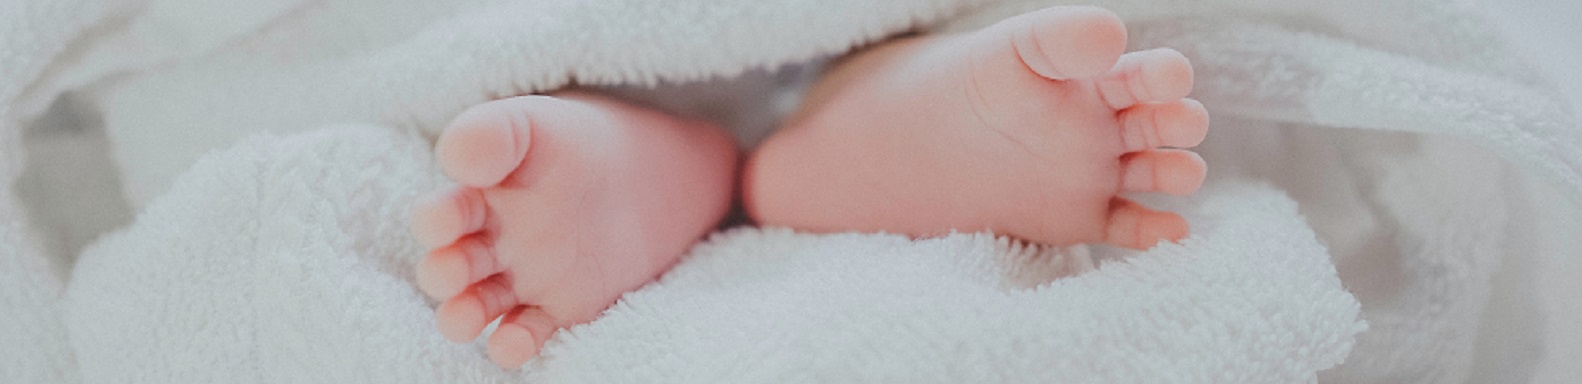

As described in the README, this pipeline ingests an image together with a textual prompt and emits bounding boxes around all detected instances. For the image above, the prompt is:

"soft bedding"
[2,0,1578,382]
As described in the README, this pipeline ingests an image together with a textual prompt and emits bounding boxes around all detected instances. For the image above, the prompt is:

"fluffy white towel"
[35,0,985,207]
[66,126,1360,383]
[949,1,1582,381]
[0,0,123,381]
[4,0,1578,382]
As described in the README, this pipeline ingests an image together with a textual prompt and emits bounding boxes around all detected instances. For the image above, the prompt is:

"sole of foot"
[746,6,1208,249]
[411,93,737,368]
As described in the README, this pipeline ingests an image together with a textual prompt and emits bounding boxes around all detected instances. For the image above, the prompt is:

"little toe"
[1119,150,1207,195]
[436,98,535,187]
[1118,99,1210,151]
[1096,48,1195,110]
[411,187,488,249]
[417,235,504,299]
[1102,198,1190,250]
[1000,6,1128,80]
[487,307,559,369]
[436,275,519,343]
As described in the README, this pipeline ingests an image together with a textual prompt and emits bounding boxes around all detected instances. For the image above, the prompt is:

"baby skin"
[411,6,1207,369]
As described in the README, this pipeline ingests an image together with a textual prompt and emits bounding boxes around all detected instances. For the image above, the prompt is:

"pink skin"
[412,6,1207,369]
[747,6,1207,248]
[411,93,737,368]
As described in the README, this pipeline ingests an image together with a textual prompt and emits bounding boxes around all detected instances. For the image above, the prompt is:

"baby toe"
[1118,99,1210,151]
[1119,150,1207,195]
[1102,198,1190,250]
[1096,48,1195,109]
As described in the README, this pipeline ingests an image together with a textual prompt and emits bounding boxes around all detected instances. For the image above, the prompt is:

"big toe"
[1001,6,1128,80]
[436,99,536,187]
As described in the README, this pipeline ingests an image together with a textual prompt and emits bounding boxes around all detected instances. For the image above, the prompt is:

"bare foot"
[410,93,736,368]
[745,6,1209,249]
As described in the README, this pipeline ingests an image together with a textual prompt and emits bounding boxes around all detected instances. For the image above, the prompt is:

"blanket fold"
[66,126,1360,383]
[4,0,1577,382]
[1,0,124,381]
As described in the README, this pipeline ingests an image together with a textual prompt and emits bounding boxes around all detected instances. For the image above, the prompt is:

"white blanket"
[1,0,122,382]
[4,0,1578,382]
[66,126,1357,383]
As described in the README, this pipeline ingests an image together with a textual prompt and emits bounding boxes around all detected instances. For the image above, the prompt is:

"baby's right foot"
[746,6,1207,249]
[410,93,736,368]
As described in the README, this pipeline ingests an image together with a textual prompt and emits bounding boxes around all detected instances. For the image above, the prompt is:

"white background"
[1479,0,1582,382]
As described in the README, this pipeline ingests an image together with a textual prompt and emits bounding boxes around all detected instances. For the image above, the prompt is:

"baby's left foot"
[411,93,736,368]
[746,6,1208,249]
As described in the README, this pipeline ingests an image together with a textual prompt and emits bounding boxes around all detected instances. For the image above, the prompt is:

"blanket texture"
[1,0,126,382]
[3,0,1579,382]
[958,2,1580,381]
[66,126,1358,383]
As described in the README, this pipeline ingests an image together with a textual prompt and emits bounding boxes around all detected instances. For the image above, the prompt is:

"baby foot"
[745,6,1208,249]
[411,93,736,368]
